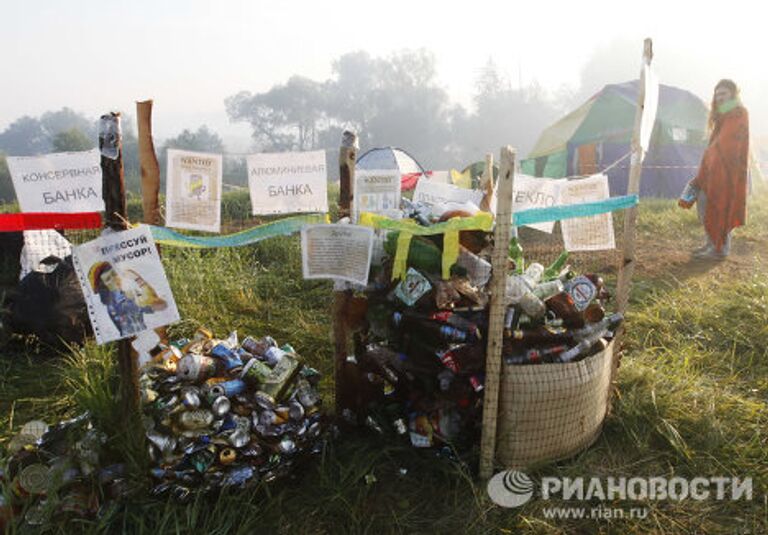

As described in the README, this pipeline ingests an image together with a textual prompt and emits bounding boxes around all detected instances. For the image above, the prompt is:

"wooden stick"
[480,152,494,212]
[479,146,516,479]
[333,131,358,418]
[615,38,653,316]
[99,112,140,419]
[136,100,161,225]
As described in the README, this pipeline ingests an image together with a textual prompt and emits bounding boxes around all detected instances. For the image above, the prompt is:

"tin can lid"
[19,464,50,495]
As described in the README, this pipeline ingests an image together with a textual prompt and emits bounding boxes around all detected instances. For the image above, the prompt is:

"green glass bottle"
[542,251,569,281]
[508,237,525,274]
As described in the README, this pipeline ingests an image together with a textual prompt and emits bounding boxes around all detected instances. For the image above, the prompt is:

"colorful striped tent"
[522,80,709,198]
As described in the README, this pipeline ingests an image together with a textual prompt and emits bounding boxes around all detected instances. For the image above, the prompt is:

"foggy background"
[1,0,765,199]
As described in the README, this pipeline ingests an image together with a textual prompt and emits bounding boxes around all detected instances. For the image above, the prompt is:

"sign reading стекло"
[7,149,104,213]
[247,150,328,215]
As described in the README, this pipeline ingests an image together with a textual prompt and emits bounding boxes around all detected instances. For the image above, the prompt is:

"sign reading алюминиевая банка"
[247,150,328,215]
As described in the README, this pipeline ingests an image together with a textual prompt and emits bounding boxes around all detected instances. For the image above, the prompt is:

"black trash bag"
[5,255,92,348]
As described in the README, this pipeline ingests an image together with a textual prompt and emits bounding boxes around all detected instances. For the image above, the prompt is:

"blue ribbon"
[513,194,638,226]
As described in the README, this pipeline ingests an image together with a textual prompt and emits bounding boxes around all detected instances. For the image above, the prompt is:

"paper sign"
[165,149,222,233]
[247,150,328,215]
[353,169,401,221]
[413,179,484,208]
[559,174,615,251]
[512,174,560,233]
[639,64,659,155]
[7,149,104,213]
[72,225,180,344]
[301,224,374,286]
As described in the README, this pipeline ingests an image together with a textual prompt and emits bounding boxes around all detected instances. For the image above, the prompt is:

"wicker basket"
[496,340,615,468]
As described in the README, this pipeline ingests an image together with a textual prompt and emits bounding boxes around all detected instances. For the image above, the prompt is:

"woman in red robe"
[679,79,749,259]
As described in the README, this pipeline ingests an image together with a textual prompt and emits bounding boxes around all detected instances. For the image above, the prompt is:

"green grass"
[1,192,767,533]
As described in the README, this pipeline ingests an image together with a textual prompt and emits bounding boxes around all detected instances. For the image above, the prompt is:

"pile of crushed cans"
[141,327,326,500]
[353,199,622,452]
[1,413,125,528]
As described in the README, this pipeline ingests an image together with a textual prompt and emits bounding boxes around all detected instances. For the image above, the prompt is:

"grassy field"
[0,189,767,534]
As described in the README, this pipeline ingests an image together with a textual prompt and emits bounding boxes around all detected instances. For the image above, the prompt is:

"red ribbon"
[0,212,102,232]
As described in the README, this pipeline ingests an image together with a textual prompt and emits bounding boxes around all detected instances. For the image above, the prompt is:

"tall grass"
[1,193,767,533]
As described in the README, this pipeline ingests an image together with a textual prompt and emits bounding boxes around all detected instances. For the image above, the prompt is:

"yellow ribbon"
[393,232,413,280]
[358,211,493,281]
[442,230,460,279]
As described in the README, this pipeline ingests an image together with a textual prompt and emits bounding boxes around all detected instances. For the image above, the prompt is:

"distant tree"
[453,60,560,162]
[164,125,225,153]
[0,153,14,203]
[41,108,97,141]
[0,108,96,157]
[51,128,94,152]
[226,76,327,151]
[0,116,50,156]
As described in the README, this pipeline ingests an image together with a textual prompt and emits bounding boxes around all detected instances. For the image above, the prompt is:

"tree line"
[0,49,579,203]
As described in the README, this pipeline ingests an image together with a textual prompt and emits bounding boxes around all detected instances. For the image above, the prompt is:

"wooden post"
[136,100,161,225]
[99,112,140,419]
[615,38,653,316]
[479,146,516,479]
[333,130,358,418]
[480,152,494,212]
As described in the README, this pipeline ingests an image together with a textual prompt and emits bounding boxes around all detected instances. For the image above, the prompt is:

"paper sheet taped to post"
[559,174,615,251]
[247,150,328,215]
[353,169,401,221]
[7,149,104,213]
[301,224,373,286]
[72,225,180,344]
[412,179,483,208]
[165,149,223,233]
[490,174,560,233]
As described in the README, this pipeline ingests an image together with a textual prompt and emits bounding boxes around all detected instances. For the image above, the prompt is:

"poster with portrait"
[72,225,179,344]
[165,149,222,232]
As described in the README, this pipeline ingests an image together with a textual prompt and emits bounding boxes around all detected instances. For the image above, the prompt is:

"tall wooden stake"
[333,131,358,418]
[137,100,161,225]
[615,38,653,316]
[99,112,140,419]
[480,152,494,212]
[479,146,516,479]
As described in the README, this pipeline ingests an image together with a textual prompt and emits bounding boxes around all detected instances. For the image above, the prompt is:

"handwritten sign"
[559,174,615,251]
[72,225,179,344]
[7,149,104,213]
[247,150,328,215]
[353,169,401,221]
[166,149,223,233]
[512,174,560,233]
[413,179,484,208]
[301,224,373,286]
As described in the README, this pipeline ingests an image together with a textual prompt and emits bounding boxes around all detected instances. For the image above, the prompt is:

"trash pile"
[355,200,622,451]
[141,328,326,499]
[1,413,125,527]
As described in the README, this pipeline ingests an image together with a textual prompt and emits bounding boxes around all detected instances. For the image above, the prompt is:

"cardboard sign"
[512,174,560,233]
[353,169,401,221]
[72,226,180,344]
[7,149,104,213]
[413,179,484,208]
[301,224,373,286]
[247,150,328,215]
[559,174,615,251]
[165,149,223,233]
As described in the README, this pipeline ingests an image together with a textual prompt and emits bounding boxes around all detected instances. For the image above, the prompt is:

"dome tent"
[521,80,709,198]
[356,147,427,191]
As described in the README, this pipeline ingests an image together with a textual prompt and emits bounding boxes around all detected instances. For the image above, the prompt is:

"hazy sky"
[3,0,766,145]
